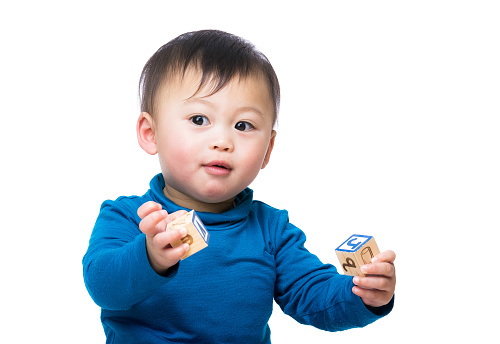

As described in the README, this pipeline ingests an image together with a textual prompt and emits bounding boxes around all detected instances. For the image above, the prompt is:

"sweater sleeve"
[82,198,178,311]
[272,211,393,331]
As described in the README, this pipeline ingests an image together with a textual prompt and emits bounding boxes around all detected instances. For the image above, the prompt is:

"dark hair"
[139,30,280,125]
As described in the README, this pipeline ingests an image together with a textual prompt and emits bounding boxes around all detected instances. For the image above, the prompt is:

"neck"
[163,185,234,213]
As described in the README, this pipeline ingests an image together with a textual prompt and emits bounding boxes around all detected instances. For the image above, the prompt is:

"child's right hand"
[137,201,190,275]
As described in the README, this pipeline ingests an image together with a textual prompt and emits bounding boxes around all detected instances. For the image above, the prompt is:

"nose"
[211,130,234,152]
[211,138,234,152]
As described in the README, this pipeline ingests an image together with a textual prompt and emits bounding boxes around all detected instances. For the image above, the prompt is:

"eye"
[235,121,255,132]
[190,115,210,126]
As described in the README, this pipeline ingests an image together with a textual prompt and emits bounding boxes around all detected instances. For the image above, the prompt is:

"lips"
[204,160,232,175]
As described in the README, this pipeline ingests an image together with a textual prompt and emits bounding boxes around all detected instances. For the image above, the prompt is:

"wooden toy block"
[335,234,380,276]
[166,210,210,260]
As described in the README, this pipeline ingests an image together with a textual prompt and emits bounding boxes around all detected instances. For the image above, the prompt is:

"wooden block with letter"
[335,234,380,276]
[166,210,210,260]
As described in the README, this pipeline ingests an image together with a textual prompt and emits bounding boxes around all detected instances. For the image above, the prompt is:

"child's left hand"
[352,250,396,308]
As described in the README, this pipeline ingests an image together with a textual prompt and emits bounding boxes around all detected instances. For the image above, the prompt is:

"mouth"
[204,160,232,175]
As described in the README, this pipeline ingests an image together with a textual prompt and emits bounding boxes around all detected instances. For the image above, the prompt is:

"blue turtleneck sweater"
[83,174,393,343]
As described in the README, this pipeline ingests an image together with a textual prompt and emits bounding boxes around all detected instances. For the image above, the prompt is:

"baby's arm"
[272,220,393,331]
[83,199,188,310]
[137,201,190,275]
[352,250,396,308]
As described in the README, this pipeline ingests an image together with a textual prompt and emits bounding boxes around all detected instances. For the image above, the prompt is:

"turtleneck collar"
[147,173,253,229]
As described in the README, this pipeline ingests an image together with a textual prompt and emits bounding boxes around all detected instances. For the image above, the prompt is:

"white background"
[1,1,499,342]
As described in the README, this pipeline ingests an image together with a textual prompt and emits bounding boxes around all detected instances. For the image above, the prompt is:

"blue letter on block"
[336,235,372,252]
[192,211,210,244]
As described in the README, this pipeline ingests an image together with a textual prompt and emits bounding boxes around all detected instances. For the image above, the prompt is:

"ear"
[137,112,157,155]
[261,130,277,169]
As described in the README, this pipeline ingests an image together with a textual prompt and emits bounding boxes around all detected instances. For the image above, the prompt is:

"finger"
[353,275,392,291]
[163,243,190,262]
[139,209,169,237]
[152,227,188,249]
[352,286,390,308]
[147,241,189,274]
[360,261,395,277]
[371,250,396,264]
[137,201,162,219]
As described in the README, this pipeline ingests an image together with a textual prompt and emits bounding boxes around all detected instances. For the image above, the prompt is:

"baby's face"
[152,68,276,211]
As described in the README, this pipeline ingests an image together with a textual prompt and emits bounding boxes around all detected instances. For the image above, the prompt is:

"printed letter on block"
[335,234,380,276]
[167,210,210,260]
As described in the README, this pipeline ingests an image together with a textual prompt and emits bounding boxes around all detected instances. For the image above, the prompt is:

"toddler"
[83,30,396,344]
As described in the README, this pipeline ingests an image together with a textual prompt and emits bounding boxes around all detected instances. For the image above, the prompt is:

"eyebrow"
[183,97,265,117]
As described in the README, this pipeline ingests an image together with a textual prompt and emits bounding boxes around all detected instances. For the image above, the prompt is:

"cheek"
[241,139,271,172]
[157,132,197,173]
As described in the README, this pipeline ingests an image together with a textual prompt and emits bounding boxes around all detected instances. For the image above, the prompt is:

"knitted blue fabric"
[83,174,393,343]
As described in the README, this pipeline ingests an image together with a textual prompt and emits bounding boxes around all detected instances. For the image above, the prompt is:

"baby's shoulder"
[251,200,289,223]
[99,194,152,222]
[250,200,291,250]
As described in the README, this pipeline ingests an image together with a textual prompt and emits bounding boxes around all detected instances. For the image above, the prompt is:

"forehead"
[156,67,275,117]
